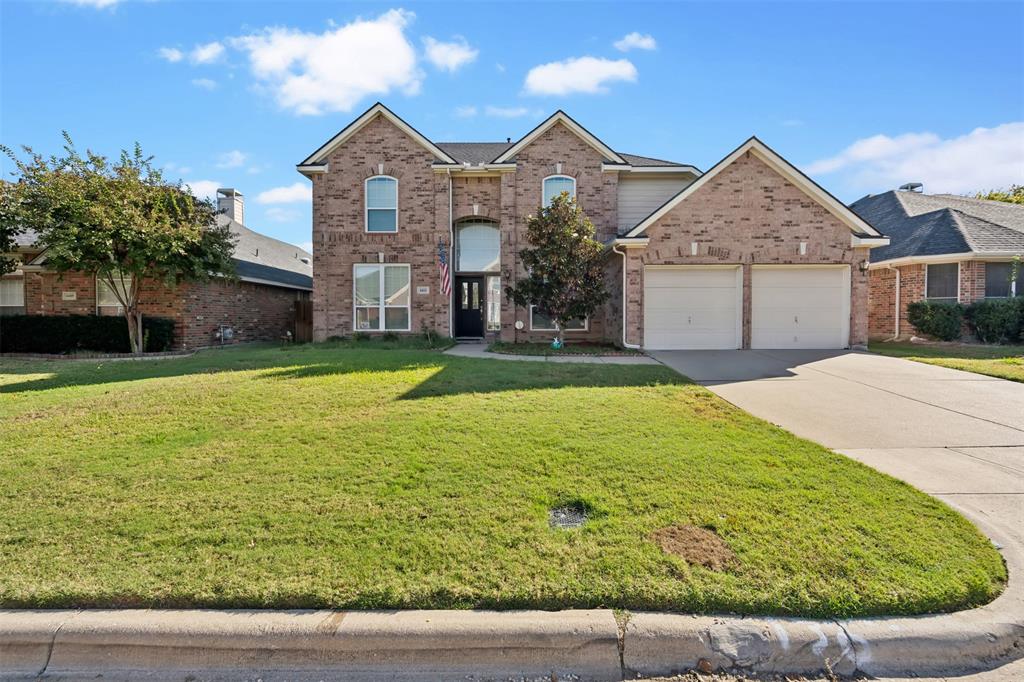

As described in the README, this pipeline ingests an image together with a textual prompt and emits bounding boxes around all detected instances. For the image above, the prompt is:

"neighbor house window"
[925,263,958,301]
[455,221,500,272]
[96,271,133,315]
[529,306,587,332]
[486,275,501,331]
[985,262,1017,298]
[354,263,410,331]
[365,176,398,232]
[0,278,25,316]
[542,175,576,208]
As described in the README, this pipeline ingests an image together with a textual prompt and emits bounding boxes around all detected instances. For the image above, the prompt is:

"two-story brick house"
[298,103,888,349]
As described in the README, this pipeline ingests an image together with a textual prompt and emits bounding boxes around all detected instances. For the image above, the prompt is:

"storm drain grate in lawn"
[549,506,588,529]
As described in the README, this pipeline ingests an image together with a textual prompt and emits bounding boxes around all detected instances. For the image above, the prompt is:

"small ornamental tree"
[976,185,1024,205]
[1,135,236,353]
[0,181,23,275]
[505,191,609,343]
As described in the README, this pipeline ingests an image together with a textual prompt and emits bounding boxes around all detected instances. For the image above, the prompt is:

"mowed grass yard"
[871,341,1024,383]
[0,342,1006,617]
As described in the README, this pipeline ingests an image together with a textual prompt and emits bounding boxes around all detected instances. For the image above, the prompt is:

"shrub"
[906,300,964,341]
[0,315,175,354]
[966,299,1023,344]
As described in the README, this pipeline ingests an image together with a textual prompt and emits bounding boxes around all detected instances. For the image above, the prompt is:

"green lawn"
[871,341,1024,382]
[0,343,1005,616]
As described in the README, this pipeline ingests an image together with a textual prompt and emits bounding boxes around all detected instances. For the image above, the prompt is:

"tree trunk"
[125,308,143,355]
[555,320,564,346]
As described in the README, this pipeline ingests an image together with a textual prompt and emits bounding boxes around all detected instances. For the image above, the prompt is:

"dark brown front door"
[454,276,484,337]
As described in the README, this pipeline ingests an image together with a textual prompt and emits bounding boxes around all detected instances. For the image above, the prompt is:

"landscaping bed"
[0,344,1006,616]
[871,341,1024,383]
[488,341,643,356]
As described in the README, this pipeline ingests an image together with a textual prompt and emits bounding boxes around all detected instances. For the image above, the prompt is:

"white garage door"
[751,266,850,349]
[643,266,741,350]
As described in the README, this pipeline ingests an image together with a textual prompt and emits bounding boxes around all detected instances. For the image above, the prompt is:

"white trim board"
[867,251,1022,269]
[493,111,626,165]
[299,102,457,169]
[623,137,885,240]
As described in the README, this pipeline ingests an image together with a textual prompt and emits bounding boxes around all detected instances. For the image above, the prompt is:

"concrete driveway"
[650,349,1024,551]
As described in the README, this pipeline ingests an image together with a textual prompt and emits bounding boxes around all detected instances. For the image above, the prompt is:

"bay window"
[354,264,410,331]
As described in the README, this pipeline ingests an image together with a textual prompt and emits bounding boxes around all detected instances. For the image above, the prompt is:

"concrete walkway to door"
[651,348,1024,577]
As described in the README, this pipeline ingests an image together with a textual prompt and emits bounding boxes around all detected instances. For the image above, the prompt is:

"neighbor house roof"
[851,191,1024,264]
[220,215,312,290]
[623,136,887,244]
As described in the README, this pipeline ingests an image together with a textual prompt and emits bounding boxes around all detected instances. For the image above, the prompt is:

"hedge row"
[907,298,1024,343]
[0,315,176,354]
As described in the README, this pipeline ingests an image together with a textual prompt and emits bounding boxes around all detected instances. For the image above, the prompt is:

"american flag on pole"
[438,240,452,297]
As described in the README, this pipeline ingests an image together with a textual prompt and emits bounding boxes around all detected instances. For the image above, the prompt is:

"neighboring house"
[298,103,888,350]
[852,190,1024,340]
[0,188,312,349]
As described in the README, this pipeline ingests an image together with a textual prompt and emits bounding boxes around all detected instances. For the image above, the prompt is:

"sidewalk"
[444,341,659,364]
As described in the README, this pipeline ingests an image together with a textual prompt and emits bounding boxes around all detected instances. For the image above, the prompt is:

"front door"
[454,275,485,338]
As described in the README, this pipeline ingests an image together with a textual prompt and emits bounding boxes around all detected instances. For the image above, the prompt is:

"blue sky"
[3,1,1023,252]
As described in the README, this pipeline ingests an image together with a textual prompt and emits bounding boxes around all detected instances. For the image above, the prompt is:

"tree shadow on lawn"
[1,348,689,398]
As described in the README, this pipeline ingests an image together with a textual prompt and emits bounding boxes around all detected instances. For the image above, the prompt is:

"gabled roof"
[851,190,1024,263]
[298,102,457,170]
[491,110,627,164]
[623,136,886,241]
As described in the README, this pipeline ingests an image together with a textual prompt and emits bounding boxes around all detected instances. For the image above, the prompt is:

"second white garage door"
[751,266,850,349]
[644,266,741,350]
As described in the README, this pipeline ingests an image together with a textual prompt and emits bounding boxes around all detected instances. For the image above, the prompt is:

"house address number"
[416,286,430,295]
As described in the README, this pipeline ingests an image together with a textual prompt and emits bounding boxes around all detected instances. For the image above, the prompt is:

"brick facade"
[5,269,302,350]
[868,261,992,340]
[628,151,870,348]
[310,112,875,349]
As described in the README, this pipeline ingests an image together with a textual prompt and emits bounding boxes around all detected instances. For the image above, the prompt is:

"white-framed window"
[985,262,1018,298]
[96,271,132,315]
[925,263,959,301]
[455,221,500,272]
[0,277,25,316]
[542,175,576,208]
[529,305,588,332]
[354,263,410,331]
[365,176,398,233]
[486,275,501,331]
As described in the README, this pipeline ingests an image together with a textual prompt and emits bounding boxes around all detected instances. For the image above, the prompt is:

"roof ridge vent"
[898,182,923,193]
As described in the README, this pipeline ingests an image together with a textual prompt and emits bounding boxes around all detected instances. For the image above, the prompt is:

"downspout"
[886,264,900,341]
[447,168,453,338]
[612,244,641,350]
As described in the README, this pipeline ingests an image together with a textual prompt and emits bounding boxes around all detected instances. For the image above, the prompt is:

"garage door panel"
[751,267,848,350]
[644,267,740,350]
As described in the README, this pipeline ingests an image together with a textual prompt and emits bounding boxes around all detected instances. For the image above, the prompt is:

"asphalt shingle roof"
[435,142,694,168]
[851,191,1024,262]
[219,215,312,289]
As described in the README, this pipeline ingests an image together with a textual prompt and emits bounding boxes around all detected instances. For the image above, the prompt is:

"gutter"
[447,168,454,338]
[886,264,900,341]
[612,244,641,350]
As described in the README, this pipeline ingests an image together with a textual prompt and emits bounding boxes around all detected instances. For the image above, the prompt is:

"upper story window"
[455,221,500,272]
[925,263,958,301]
[985,262,1017,298]
[365,176,398,232]
[542,175,576,208]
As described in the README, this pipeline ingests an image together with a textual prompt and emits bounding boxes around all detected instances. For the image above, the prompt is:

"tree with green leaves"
[1,134,236,354]
[505,191,609,344]
[0,181,24,275]
[976,185,1024,205]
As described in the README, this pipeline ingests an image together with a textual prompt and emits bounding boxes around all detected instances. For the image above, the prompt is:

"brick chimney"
[217,188,244,224]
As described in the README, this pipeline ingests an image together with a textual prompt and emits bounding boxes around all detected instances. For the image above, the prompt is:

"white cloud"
[230,9,420,116]
[216,150,248,168]
[495,63,506,73]
[807,122,1024,194]
[298,240,314,254]
[265,207,302,223]
[524,56,637,96]
[455,105,477,118]
[163,162,192,176]
[158,47,184,63]
[185,180,222,201]
[60,0,119,8]
[613,32,656,52]
[256,183,312,204]
[422,36,478,72]
[190,41,225,65]
[484,106,534,118]
[191,78,218,91]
